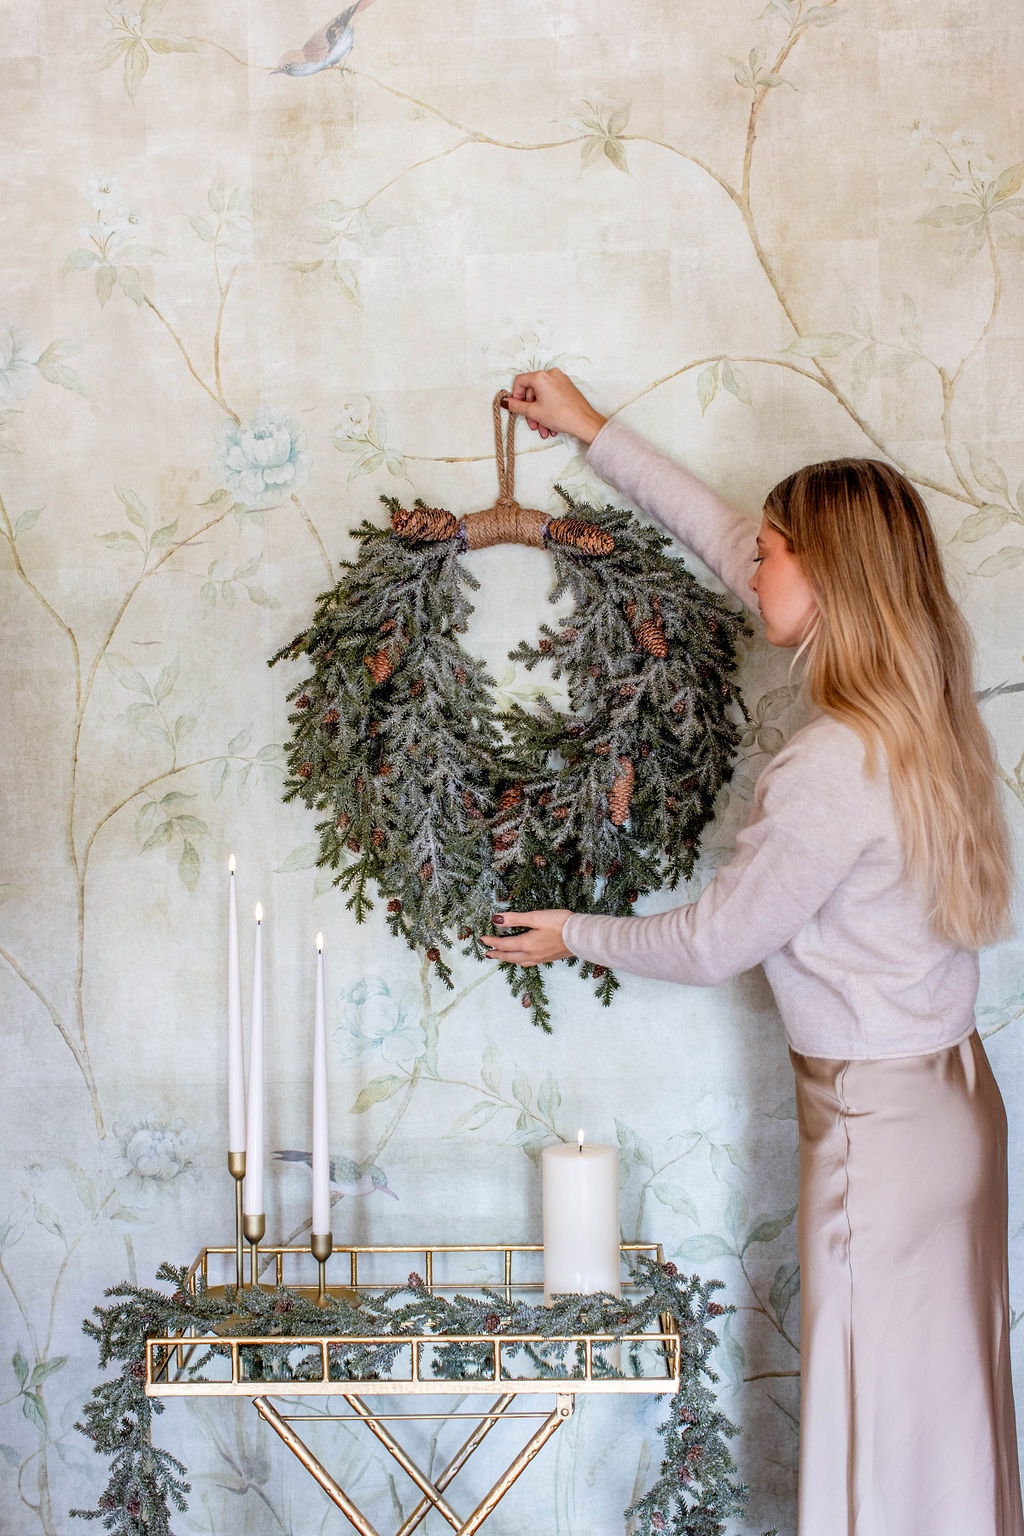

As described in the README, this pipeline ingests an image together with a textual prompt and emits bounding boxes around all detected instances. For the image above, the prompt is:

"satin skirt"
[792,1031,1024,1536]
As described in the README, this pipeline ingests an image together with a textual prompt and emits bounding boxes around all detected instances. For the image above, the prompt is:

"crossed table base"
[145,1243,679,1536]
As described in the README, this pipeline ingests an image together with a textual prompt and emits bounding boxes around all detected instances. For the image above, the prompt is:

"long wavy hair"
[763,457,1012,949]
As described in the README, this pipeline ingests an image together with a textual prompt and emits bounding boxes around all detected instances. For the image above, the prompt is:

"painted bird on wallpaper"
[273,0,379,76]
[274,1148,398,1199]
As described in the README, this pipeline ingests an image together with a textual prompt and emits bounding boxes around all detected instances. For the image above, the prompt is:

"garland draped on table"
[270,456,748,1029]
[74,1255,776,1536]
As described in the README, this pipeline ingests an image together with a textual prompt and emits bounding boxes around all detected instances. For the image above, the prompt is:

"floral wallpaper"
[2,2,1023,1533]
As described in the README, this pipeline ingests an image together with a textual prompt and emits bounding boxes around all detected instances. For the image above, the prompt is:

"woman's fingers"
[504,370,605,444]
[479,910,573,965]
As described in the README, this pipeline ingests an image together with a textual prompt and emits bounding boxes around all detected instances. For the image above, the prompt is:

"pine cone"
[552,805,569,821]
[594,741,611,757]
[364,648,395,685]
[546,517,615,556]
[608,757,635,825]
[387,898,403,913]
[321,708,340,728]
[391,505,459,542]
[372,827,385,849]
[492,830,517,852]
[499,783,523,812]
[410,678,425,697]
[336,812,350,831]
[426,946,441,963]
[418,861,434,883]
[297,762,313,780]
[521,994,533,1008]
[379,618,397,635]
[295,693,312,710]
[625,597,668,658]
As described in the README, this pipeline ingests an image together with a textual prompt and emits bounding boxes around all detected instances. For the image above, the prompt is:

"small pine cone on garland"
[625,597,668,658]
[295,693,312,710]
[419,861,434,883]
[336,812,350,831]
[426,946,441,963]
[321,708,340,730]
[410,678,425,697]
[499,783,524,812]
[391,505,459,542]
[297,762,313,780]
[365,648,395,685]
[608,757,635,825]
[552,806,570,821]
[372,827,386,849]
[379,619,397,635]
[387,898,403,913]
[546,517,615,557]
[492,830,517,852]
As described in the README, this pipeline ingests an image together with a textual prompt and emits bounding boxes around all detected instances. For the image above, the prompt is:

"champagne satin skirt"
[792,1031,1024,1536]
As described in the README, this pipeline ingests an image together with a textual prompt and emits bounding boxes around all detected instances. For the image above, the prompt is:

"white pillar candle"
[311,934,331,1236]
[226,857,245,1155]
[242,905,264,1217]
[542,1129,621,1302]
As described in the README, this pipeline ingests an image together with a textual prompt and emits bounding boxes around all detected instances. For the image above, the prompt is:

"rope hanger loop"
[390,391,615,556]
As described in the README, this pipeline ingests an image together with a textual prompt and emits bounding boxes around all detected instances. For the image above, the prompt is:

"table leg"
[394,1395,517,1536]
[254,1397,381,1536]
[457,1395,574,1536]
[344,1395,463,1531]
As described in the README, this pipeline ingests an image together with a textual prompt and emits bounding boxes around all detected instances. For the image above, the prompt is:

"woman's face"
[749,519,818,648]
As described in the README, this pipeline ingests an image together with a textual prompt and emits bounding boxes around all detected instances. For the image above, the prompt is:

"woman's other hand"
[480,910,574,965]
[504,369,607,444]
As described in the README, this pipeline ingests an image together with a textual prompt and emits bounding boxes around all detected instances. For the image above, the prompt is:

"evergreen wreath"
[271,398,748,1030]
[73,1255,777,1536]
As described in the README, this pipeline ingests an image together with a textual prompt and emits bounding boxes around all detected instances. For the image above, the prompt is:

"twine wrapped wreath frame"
[271,394,748,1030]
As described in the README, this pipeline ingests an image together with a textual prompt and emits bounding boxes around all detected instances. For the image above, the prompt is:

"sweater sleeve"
[586,419,760,616]
[562,723,878,987]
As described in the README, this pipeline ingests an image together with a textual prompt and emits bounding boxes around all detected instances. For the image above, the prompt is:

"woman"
[482,369,1023,1536]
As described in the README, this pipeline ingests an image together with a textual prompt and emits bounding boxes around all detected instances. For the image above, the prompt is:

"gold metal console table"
[145,1241,679,1536]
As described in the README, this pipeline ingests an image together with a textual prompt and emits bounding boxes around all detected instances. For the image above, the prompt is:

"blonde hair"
[763,458,1012,949]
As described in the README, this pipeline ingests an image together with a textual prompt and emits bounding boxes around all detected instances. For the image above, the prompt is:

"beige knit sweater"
[562,421,979,1060]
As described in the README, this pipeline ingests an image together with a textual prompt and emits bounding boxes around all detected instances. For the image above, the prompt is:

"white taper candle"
[312,934,331,1235]
[227,857,245,1154]
[242,904,264,1217]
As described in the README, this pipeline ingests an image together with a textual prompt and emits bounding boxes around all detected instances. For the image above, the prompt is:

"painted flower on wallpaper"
[0,327,36,404]
[331,396,409,482]
[336,978,425,1071]
[108,1115,198,1204]
[213,412,310,507]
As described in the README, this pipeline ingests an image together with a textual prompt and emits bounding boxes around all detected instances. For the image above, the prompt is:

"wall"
[2,1,1023,1531]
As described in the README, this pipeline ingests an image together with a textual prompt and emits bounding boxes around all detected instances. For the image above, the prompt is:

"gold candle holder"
[228,1151,246,1291]
[310,1232,333,1305]
[243,1211,266,1287]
